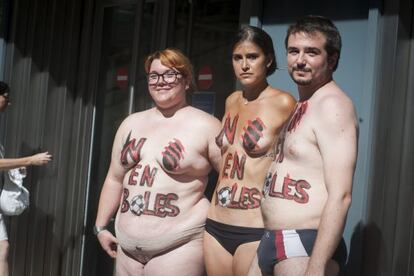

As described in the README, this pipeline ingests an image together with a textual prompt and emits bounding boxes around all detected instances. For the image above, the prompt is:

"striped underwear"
[257,229,347,274]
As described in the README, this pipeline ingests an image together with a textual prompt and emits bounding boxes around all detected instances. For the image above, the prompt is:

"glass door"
[168,0,240,118]
[167,0,241,198]
[82,1,156,275]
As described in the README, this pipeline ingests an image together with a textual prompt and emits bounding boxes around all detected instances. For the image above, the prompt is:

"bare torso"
[115,106,219,244]
[261,81,357,230]
[208,88,296,227]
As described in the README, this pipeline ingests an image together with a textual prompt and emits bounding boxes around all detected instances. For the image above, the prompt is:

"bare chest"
[120,127,209,175]
[273,101,319,164]
[216,110,275,156]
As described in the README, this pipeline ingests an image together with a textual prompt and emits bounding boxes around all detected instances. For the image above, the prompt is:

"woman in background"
[0,81,52,276]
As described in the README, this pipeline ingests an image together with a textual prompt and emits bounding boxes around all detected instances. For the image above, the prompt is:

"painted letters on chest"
[120,132,146,166]
[215,183,261,209]
[119,133,183,218]
[216,114,239,147]
[121,188,180,217]
[214,114,269,210]
[274,101,308,163]
[222,151,246,180]
[263,172,311,204]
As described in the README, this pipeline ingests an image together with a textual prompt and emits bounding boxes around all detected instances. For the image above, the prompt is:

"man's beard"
[292,77,311,85]
[289,68,312,85]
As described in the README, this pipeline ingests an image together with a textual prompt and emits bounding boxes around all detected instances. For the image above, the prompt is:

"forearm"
[95,180,123,227]
[306,194,351,274]
[0,156,32,170]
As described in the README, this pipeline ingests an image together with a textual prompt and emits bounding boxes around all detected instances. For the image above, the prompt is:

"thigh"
[233,241,260,276]
[115,246,144,276]
[0,215,7,241]
[0,240,9,260]
[145,237,205,276]
[273,257,308,276]
[204,231,233,276]
[274,257,339,276]
[246,253,269,276]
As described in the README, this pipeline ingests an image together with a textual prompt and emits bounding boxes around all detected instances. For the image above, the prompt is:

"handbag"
[0,168,29,216]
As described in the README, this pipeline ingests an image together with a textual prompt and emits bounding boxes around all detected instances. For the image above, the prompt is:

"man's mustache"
[292,67,311,73]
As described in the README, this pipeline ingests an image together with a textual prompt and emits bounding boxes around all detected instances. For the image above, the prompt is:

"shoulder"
[183,106,221,128]
[225,91,242,107]
[265,87,297,114]
[119,109,152,128]
[114,109,154,140]
[313,84,357,127]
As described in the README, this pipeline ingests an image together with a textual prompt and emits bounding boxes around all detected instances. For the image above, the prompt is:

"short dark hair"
[232,25,277,76]
[285,15,342,71]
[0,81,9,96]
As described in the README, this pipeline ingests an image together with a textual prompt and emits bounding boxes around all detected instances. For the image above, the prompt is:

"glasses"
[147,71,183,85]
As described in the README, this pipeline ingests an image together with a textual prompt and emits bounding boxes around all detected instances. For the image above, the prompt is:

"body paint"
[121,132,146,166]
[128,164,158,187]
[272,101,308,162]
[161,139,185,171]
[215,183,261,209]
[121,188,130,213]
[222,151,246,180]
[126,191,180,217]
[263,172,310,204]
[216,114,239,147]
[287,101,308,133]
[242,117,266,151]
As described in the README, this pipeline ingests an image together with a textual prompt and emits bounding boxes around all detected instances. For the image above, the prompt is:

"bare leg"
[145,237,205,276]
[115,246,144,276]
[0,240,9,276]
[204,232,233,276]
[247,254,267,276]
[233,241,260,276]
[274,257,339,276]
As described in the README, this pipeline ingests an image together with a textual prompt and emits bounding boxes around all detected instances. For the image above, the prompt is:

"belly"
[261,193,326,230]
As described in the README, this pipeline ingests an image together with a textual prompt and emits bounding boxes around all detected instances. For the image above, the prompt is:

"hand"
[97,230,118,258]
[30,151,52,166]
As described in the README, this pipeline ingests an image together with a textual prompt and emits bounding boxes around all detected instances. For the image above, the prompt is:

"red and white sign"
[197,65,213,90]
[116,67,128,89]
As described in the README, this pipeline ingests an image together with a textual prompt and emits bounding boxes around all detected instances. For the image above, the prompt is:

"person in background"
[252,15,358,276]
[204,26,296,276]
[94,48,221,276]
[0,81,52,276]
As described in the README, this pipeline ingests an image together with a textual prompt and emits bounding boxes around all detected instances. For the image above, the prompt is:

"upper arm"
[315,96,358,198]
[104,120,129,187]
[268,92,297,133]
[206,116,222,172]
[276,92,297,125]
[224,91,239,111]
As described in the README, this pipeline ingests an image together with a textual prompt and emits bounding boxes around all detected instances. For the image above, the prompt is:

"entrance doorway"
[82,1,240,275]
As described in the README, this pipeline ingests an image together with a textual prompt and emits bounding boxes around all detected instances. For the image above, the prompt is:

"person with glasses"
[94,48,221,276]
[204,26,296,276]
[0,81,52,276]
